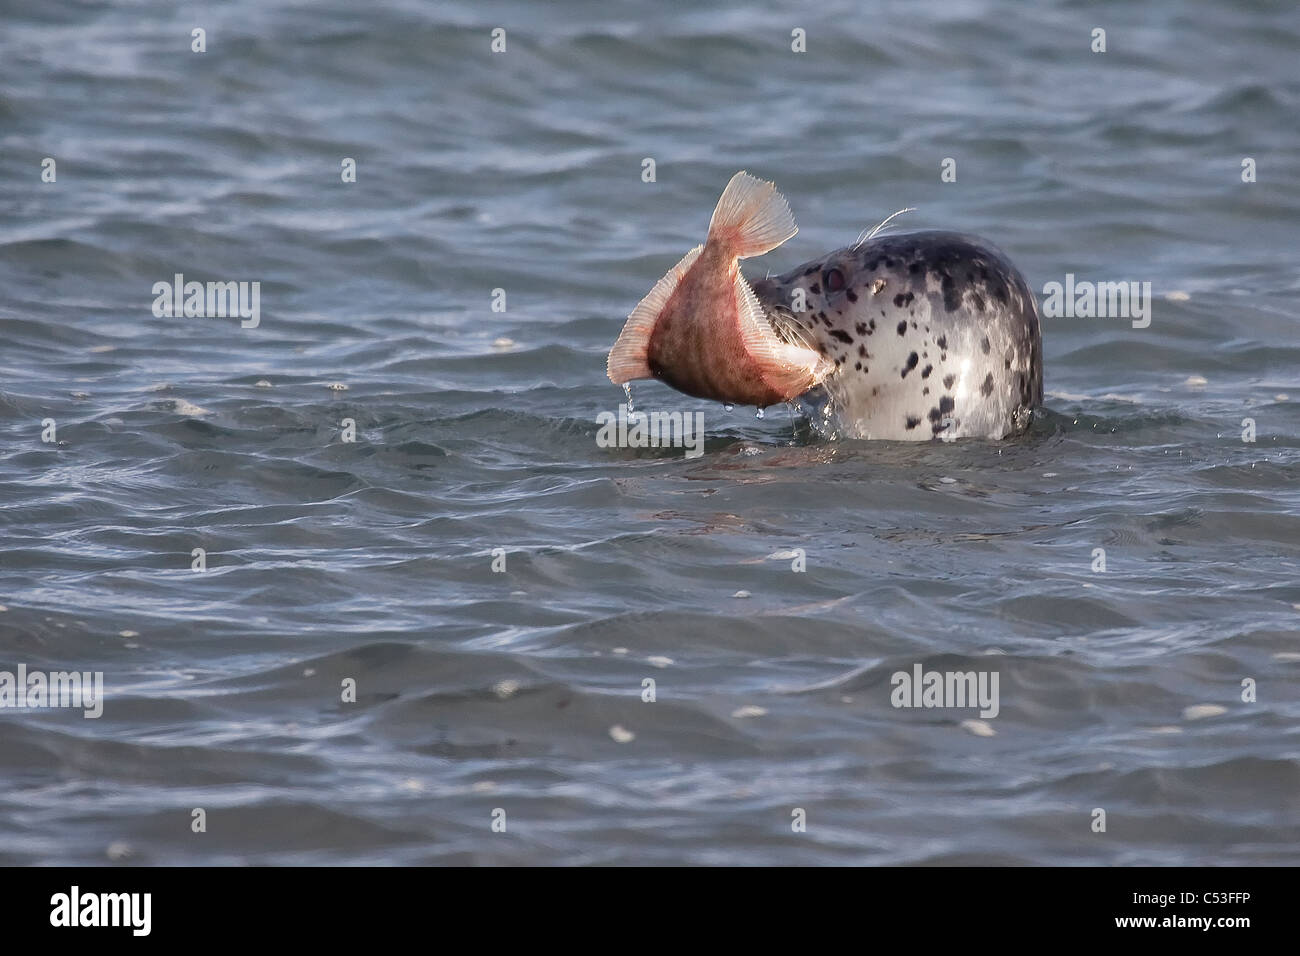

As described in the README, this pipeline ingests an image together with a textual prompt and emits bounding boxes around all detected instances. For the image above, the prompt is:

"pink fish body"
[607,172,833,408]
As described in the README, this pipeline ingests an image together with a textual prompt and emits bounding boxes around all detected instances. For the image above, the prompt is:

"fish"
[606,171,834,409]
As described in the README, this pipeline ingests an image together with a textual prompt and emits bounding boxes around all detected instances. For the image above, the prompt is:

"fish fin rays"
[606,244,703,385]
[707,171,797,259]
[734,273,834,397]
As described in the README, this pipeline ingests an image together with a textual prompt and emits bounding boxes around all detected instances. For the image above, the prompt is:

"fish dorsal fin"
[606,244,703,384]
[707,171,797,259]
[734,272,833,396]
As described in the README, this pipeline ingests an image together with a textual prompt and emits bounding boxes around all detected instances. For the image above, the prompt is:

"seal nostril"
[823,267,845,293]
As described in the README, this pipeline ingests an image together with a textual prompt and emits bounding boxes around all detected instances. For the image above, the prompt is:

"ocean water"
[1,0,1298,865]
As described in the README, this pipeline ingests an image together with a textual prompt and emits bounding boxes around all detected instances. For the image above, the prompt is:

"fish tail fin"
[707,171,797,259]
[607,245,703,384]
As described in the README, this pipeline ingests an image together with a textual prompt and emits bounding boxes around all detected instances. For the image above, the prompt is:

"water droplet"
[755,407,765,419]
[723,403,734,412]
[622,384,633,411]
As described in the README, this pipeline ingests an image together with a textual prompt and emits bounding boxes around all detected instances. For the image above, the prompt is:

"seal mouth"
[764,303,821,355]
[762,303,836,388]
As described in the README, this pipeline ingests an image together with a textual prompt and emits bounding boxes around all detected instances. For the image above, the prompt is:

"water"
[1,0,1298,865]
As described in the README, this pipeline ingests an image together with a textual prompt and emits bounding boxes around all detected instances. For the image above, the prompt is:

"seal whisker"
[765,305,819,354]
[853,207,918,249]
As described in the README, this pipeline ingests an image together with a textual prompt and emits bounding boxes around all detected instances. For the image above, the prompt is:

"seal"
[606,173,1044,441]
[750,230,1043,440]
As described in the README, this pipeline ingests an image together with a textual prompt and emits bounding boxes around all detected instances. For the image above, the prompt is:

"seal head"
[750,230,1042,440]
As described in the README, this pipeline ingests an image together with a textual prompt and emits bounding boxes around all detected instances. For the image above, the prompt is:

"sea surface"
[1,0,1298,865]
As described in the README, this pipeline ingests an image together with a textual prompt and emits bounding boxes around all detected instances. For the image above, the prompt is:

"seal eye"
[823,268,845,293]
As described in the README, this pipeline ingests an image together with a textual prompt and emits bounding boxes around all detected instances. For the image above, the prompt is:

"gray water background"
[0,0,1298,864]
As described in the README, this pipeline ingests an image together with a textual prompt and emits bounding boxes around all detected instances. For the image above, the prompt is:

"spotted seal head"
[750,230,1043,440]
